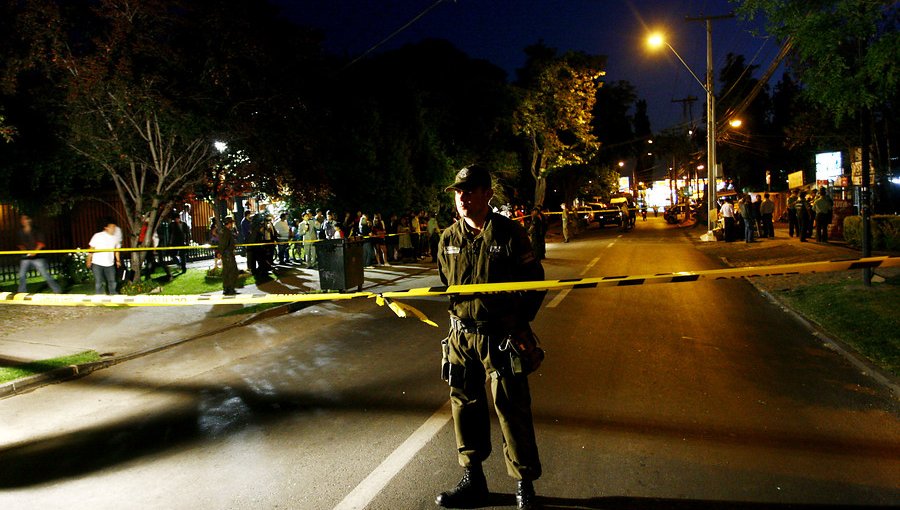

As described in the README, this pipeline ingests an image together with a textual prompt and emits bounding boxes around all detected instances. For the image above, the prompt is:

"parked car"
[664,204,697,224]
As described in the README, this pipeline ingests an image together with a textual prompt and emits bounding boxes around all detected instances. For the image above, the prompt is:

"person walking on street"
[560,203,570,243]
[87,219,122,295]
[436,164,546,510]
[219,216,239,295]
[16,214,62,294]
[813,187,834,242]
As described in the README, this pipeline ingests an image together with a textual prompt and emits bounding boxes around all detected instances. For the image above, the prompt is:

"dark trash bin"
[317,238,364,291]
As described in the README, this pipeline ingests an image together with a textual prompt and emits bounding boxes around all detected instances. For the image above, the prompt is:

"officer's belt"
[449,315,503,335]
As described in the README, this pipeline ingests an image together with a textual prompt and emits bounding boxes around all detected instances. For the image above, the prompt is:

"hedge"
[843,215,900,251]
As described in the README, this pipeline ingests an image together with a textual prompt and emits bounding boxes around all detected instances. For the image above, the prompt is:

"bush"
[119,278,161,295]
[62,252,92,284]
[843,215,900,250]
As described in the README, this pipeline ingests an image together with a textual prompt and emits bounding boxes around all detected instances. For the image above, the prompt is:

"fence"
[1,195,220,285]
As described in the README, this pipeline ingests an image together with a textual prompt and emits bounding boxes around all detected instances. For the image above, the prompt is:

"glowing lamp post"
[648,30,718,236]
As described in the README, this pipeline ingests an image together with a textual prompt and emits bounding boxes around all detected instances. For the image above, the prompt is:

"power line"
[342,0,452,70]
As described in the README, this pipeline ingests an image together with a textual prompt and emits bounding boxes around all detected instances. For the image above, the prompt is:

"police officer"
[219,216,239,295]
[436,164,546,510]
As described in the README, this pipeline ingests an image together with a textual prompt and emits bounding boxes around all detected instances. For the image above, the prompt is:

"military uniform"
[219,221,239,295]
[437,211,546,481]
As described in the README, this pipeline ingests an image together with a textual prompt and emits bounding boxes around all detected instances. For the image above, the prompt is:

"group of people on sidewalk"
[232,208,444,280]
[719,187,833,244]
[786,187,835,243]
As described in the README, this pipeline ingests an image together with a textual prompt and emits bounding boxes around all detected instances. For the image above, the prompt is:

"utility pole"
[686,12,734,236]
[673,96,698,203]
[671,96,698,127]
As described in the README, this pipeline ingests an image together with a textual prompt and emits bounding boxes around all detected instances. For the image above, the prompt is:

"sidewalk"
[0,257,443,398]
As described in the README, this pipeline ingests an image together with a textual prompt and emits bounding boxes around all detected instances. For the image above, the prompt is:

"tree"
[322,39,514,217]
[4,0,222,279]
[513,45,605,206]
[715,52,772,191]
[739,0,898,281]
[591,80,638,168]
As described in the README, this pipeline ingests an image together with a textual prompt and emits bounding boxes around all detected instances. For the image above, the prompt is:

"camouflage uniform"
[438,211,546,481]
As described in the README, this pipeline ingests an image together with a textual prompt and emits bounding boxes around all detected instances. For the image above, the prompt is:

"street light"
[648,30,718,237]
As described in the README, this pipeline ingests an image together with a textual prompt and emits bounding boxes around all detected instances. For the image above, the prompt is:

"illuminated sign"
[815,152,842,182]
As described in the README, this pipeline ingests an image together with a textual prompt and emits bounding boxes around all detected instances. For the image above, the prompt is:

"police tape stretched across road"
[1,256,896,327]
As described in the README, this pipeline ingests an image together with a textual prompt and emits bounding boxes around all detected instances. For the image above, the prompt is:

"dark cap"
[445,164,492,192]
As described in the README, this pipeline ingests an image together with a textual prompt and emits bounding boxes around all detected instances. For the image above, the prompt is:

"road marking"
[332,401,452,510]
[547,255,602,308]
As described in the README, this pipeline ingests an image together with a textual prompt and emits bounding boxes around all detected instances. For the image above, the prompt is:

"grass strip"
[773,274,900,376]
[0,350,102,384]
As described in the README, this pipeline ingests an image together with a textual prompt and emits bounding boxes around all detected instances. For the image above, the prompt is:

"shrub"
[119,279,161,295]
[842,215,900,250]
[62,252,92,284]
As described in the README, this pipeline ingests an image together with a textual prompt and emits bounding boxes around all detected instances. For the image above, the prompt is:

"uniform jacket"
[438,212,546,325]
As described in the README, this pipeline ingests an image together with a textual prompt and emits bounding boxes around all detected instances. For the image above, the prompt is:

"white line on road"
[547,255,602,308]
[332,401,452,510]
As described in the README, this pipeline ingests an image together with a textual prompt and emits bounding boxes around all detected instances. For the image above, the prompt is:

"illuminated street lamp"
[648,29,719,236]
[729,119,743,128]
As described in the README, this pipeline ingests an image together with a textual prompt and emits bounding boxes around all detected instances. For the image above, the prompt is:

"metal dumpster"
[317,238,364,291]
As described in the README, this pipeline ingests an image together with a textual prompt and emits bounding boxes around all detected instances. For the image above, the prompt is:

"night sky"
[269,0,783,132]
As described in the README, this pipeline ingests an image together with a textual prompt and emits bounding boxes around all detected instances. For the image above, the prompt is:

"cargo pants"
[444,327,542,481]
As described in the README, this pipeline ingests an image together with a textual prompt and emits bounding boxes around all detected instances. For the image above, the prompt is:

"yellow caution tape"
[379,256,899,298]
[1,256,896,328]
[0,234,431,256]
[0,290,369,307]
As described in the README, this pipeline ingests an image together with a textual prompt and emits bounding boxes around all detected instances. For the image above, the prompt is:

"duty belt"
[449,315,503,335]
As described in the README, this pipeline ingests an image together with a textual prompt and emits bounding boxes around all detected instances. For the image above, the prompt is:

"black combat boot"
[435,465,488,508]
[516,479,538,510]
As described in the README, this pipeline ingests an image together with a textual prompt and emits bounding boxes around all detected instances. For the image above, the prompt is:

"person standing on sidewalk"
[796,191,811,242]
[760,193,775,238]
[87,219,121,295]
[274,213,291,265]
[16,214,62,294]
[219,216,239,295]
[739,196,755,243]
[813,187,834,243]
[787,189,799,237]
[720,197,736,242]
[436,163,546,510]
[169,215,191,273]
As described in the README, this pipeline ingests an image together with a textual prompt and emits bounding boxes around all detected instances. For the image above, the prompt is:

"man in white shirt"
[87,219,122,294]
[274,213,291,265]
[720,197,736,242]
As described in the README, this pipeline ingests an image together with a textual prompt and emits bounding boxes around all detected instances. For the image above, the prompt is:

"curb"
[756,287,900,401]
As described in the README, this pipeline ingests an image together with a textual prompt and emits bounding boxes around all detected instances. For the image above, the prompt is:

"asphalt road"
[1,217,898,509]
